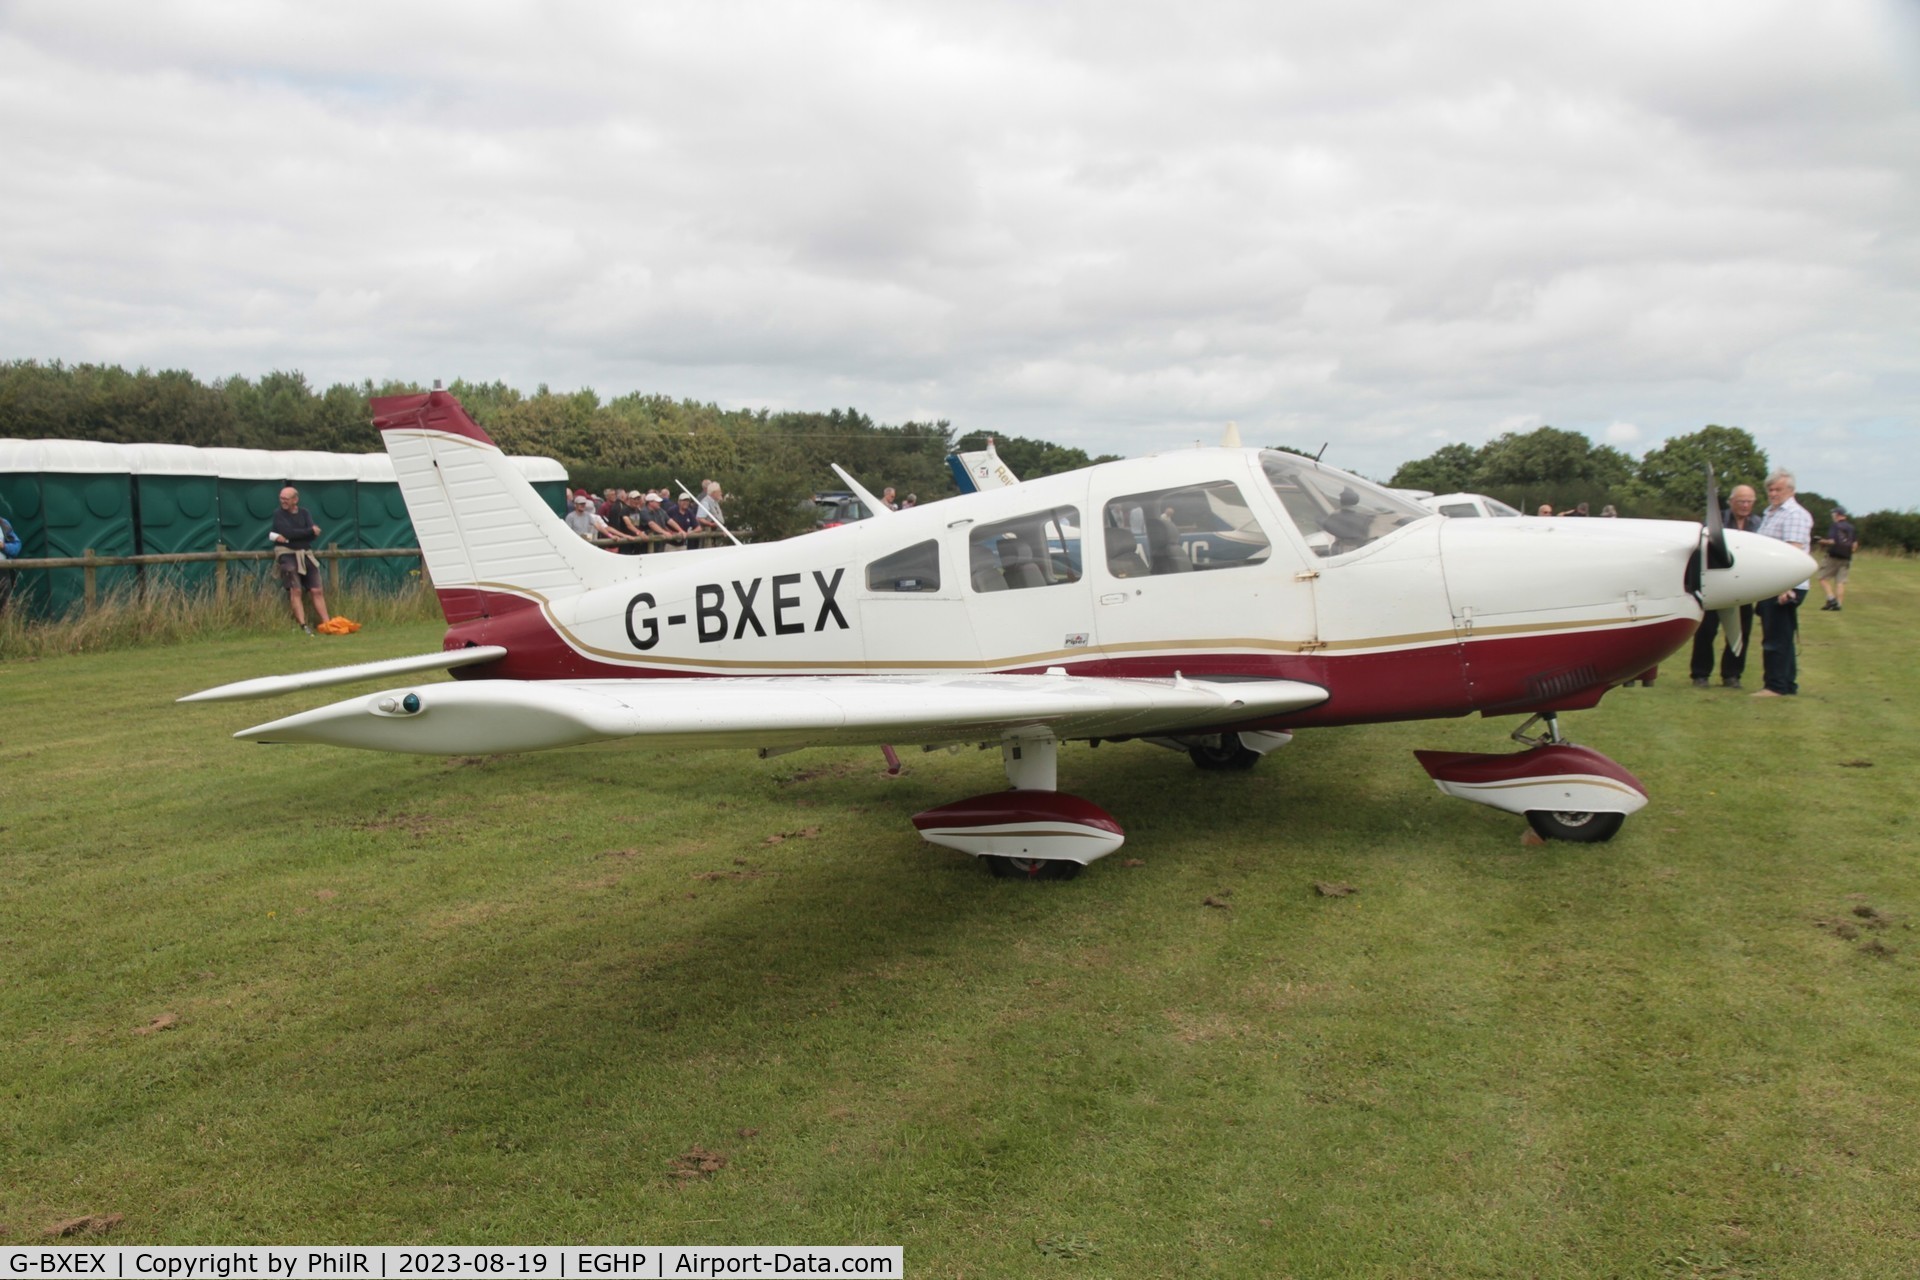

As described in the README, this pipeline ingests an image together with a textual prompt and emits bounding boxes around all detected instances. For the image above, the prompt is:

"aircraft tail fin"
[947,439,1020,493]
[370,389,630,623]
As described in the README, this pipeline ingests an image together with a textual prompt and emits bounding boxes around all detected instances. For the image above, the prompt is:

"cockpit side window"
[866,540,941,592]
[968,507,1081,592]
[1101,481,1270,577]
[1260,451,1429,557]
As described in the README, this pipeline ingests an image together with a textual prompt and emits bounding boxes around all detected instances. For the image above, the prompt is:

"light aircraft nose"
[1699,530,1817,610]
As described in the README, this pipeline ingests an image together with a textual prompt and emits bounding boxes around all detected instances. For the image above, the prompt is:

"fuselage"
[439,448,1726,730]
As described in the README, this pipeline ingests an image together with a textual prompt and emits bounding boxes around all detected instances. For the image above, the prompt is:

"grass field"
[4,557,1917,1277]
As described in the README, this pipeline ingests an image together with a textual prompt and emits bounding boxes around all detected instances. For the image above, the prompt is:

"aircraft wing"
[178,647,510,703]
[233,672,1328,755]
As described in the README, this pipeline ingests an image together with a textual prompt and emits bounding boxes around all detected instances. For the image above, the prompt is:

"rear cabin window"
[1260,450,1428,557]
[1101,481,1271,577]
[968,507,1081,592]
[1438,503,1481,518]
[867,540,941,592]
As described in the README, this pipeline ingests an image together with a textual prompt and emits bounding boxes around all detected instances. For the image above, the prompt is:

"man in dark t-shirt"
[270,486,332,634]
[668,495,702,546]
[605,492,643,555]
[1817,510,1858,611]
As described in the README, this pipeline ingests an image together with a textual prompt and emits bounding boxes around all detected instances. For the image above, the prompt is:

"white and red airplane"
[185,388,1812,878]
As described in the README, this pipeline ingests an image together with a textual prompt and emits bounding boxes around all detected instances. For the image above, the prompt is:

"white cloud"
[0,0,1915,508]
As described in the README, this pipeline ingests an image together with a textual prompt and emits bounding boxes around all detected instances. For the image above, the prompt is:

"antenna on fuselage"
[1221,421,1242,448]
[1313,442,1329,462]
[829,465,895,519]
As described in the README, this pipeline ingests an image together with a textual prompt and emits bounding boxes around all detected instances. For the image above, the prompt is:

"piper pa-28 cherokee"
[185,388,1813,879]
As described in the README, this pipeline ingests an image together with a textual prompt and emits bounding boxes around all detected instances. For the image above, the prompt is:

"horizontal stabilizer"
[179,646,509,703]
[235,673,1329,755]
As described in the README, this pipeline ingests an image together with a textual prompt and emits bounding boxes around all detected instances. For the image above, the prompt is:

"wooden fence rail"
[1,532,736,613]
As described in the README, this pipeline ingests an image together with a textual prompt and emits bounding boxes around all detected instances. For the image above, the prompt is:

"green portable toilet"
[206,447,296,597]
[511,455,571,515]
[0,439,136,618]
[354,452,419,592]
[128,443,220,597]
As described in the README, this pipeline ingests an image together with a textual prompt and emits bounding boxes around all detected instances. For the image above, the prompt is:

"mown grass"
[3,556,1917,1276]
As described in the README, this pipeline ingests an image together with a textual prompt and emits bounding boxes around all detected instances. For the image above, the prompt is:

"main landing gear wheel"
[1188,732,1262,771]
[1525,810,1626,844]
[984,855,1083,881]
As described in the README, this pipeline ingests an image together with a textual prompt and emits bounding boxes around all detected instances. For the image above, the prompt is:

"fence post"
[215,544,228,609]
[83,548,98,612]
[327,542,340,598]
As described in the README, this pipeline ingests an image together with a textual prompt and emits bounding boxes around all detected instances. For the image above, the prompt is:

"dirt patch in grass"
[1815,902,1896,941]
[352,811,449,837]
[691,864,770,882]
[669,1147,728,1181]
[773,761,867,786]
[420,901,521,933]
[1163,1008,1248,1043]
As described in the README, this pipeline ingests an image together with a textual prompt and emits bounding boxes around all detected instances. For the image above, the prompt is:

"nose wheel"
[1415,728,1647,845]
[1524,809,1626,844]
[985,855,1083,881]
[1187,732,1262,770]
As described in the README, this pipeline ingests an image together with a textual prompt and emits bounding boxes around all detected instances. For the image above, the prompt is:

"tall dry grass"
[0,574,444,660]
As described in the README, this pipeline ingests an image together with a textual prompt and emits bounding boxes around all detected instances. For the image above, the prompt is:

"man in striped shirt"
[1753,470,1813,697]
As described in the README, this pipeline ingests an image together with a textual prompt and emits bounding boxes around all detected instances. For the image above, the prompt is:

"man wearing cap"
[668,491,703,546]
[270,486,332,635]
[602,490,641,554]
[636,492,673,549]
[1753,470,1813,697]
[1816,509,1858,611]
[565,493,618,546]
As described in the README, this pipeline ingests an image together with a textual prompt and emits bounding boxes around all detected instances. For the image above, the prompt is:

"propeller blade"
[1719,606,1744,658]
[1704,462,1733,570]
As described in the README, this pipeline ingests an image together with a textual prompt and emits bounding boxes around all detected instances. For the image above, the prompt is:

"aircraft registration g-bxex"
[184,388,1813,879]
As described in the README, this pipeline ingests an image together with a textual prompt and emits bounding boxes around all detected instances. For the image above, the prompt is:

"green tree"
[1631,425,1769,518]
[1474,427,1602,487]
[1390,442,1481,493]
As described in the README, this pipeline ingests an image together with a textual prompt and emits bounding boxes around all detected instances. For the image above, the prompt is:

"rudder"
[370,389,629,623]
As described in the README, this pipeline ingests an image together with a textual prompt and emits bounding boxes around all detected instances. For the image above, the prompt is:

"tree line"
[1388,423,1914,551]
[3,360,1908,551]
[0,361,1117,542]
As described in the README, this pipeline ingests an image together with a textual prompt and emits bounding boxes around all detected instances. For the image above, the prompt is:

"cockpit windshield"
[1259,450,1431,557]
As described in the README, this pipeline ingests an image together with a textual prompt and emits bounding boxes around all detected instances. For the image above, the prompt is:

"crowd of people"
[564,480,729,552]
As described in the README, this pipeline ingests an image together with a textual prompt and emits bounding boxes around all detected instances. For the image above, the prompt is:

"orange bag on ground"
[316,617,361,635]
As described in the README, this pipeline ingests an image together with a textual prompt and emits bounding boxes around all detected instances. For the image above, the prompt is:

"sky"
[2,0,1916,509]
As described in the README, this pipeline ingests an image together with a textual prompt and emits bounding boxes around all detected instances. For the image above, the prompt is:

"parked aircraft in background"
[184,389,1813,879]
[1421,492,1525,519]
